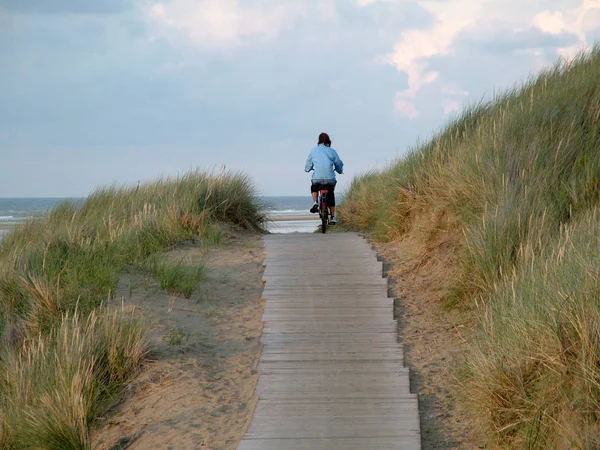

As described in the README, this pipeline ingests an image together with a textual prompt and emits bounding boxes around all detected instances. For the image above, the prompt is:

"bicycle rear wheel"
[319,189,329,234]
[321,213,327,234]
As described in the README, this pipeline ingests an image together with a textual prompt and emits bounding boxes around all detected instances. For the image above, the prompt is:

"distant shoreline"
[269,215,318,222]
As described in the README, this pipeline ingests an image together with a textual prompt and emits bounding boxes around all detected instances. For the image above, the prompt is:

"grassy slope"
[340,47,600,447]
[0,170,265,449]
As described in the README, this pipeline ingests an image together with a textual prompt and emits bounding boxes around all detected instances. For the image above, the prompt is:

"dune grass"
[0,169,265,449]
[339,46,600,447]
[469,208,600,447]
[145,255,206,299]
[0,309,146,449]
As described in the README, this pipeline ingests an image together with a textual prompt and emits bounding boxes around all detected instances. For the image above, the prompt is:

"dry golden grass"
[0,308,146,449]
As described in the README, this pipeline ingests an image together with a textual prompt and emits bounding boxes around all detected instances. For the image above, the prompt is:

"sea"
[0,196,321,240]
[262,196,321,234]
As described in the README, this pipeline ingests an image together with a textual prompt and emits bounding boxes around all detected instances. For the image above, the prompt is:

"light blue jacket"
[305,144,344,182]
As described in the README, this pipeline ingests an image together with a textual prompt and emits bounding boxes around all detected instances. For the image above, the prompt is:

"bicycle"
[317,187,331,234]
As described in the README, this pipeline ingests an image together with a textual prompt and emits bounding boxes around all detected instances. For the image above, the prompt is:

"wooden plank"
[263,265,383,269]
[239,437,421,450]
[256,393,416,402]
[257,361,408,372]
[263,260,383,266]
[262,323,397,333]
[244,418,420,439]
[262,306,394,312]
[256,379,411,394]
[256,372,412,385]
[260,333,399,344]
[262,292,391,298]
[261,323,397,330]
[263,306,393,313]
[263,287,389,293]
[263,304,393,309]
[263,261,383,267]
[263,284,388,289]
[263,279,388,285]
[257,367,409,376]
[259,353,404,363]
[253,400,418,411]
[262,304,393,309]
[262,311,394,321]
[261,297,393,304]
[254,394,417,403]
[261,318,395,325]
[255,384,412,397]
[263,300,392,306]
[252,409,418,420]
[262,343,404,352]
[263,269,383,273]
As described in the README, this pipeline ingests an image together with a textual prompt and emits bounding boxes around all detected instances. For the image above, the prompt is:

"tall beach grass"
[0,169,265,448]
[340,46,600,447]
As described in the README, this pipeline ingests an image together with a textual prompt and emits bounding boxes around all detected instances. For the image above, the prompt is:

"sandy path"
[93,233,265,450]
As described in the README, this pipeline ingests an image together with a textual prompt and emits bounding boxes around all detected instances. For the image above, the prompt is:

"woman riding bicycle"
[305,132,344,224]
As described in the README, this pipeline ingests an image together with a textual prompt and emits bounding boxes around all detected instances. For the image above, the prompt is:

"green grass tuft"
[146,256,205,299]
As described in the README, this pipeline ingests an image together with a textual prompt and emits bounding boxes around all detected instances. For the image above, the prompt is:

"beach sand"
[92,232,266,449]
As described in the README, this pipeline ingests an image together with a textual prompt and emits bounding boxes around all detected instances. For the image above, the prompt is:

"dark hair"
[318,132,331,147]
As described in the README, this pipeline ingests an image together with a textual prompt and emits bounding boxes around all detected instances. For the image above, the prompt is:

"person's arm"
[305,152,314,172]
[332,149,344,174]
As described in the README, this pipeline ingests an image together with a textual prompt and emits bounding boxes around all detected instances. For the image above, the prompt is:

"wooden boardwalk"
[239,233,421,449]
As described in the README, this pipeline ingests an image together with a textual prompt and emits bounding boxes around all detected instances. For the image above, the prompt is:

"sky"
[1,0,599,197]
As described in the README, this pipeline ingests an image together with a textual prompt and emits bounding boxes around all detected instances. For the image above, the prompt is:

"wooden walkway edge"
[239,233,421,449]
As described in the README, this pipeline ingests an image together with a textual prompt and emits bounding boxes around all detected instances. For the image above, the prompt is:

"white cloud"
[533,10,567,34]
[441,84,469,97]
[394,96,419,119]
[442,99,461,116]
[385,0,483,118]
[582,6,600,32]
[384,0,600,118]
[145,0,306,48]
[533,0,600,57]
[355,0,387,6]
